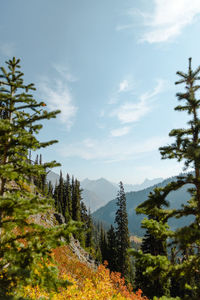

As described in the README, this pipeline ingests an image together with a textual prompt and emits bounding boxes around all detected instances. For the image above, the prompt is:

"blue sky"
[1,0,200,184]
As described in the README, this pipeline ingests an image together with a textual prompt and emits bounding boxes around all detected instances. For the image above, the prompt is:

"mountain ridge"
[92,173,194,236]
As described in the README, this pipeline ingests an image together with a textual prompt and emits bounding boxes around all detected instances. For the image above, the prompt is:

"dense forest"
[1,56,200,299]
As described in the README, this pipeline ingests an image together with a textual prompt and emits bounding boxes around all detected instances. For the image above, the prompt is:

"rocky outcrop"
[69,235,97,269]
[31,211,97,270]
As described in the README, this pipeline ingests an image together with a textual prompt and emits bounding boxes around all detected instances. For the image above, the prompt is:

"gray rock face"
[69,235,97,269]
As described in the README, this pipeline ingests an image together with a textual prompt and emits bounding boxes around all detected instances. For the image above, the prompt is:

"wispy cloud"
[116,24,134,31]
[59,135,169,162]
[39,67,77,130]
[111,79,166,124]
[108,77,134,104]
[52,63,77,82]
[118,79,132,93]
[0,42,15,57]
[140,0,200,43]
[111,126,131,137]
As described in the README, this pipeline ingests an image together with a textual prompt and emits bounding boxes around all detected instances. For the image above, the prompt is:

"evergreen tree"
[0,57,77,297]
[132,186,173,298]
[66,173,72,217]
[115,181,130,278]
[47,180,54,198]
[130,58,200,299]
[99,224,108,263]
[72,178,81,221]
[53,182,60,212]
[159,58,200,298]
[53,171,71,223]
[39,154,47,193]
[85,208,93,248]
[107,225,118,272]
[80,200,88,223]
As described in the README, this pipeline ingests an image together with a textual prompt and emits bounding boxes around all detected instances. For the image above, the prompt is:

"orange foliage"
[23,245,148,299]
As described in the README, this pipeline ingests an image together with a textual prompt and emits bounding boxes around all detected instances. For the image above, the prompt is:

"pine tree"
[115,181,130,278]
[72,178,81,221]
[39,154,47,194]
[66,173,72,217]
[99,224,108,263]
[159,58,200,298]
[47,180,54,198]
[85,208,93,248]
[107,225,118,272]
[132,186,172,298]
[0,57,77,297]
[130,58,200,299]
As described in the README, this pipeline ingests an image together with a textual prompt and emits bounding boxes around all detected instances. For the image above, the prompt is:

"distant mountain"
[46,170,60,186]
[46,173,164,216]
[123,177,163,192]
[81,189,103,212]
[81,178,118,212]
[92,175,194,236]
[81,177,164,212]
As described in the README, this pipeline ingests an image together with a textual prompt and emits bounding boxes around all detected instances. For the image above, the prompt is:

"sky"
[1,0,200,184]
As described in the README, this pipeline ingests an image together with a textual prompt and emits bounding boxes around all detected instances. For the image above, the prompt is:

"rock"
[69,235,97,269]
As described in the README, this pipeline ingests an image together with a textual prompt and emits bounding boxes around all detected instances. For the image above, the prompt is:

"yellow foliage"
[23,263,148,300]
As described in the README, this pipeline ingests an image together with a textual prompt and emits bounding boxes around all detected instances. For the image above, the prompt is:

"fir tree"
[99,224,108,263]
[130,58,200,299]
[115,181,130,278]
[39,154,47,193]
[72,178,81,221]
[66,173,72,217]
[47,180,54,198]
[132,186,172,298]
[85,208,93,248]
[159,58,200,298]
[107,225,118,272]
[0,57,77,297]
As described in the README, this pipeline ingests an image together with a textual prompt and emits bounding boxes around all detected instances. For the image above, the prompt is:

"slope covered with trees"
[0,57,79,298]
[0,57,146,299]
[3,56,200,299]
[92,176,193,236]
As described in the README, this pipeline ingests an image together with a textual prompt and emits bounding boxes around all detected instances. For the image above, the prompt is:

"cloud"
[111,79,165,124]
[111,126,131,137]
[0,42,15,57]
[108,78,134,104]
[119,79,131,93]
[111,101,150,124]
[39,72,77,130]
[59,135,169,162]
[116,24,134,31]
[140,0,200,43]
[52,64,77,82]
[140,78,165,101]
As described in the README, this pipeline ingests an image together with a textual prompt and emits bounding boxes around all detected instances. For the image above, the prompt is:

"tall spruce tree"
[132,186,174,298]
[115,181,130,278]
[107,225,118,272]
[159,57,200,298]
[66,173,72,217]
[72,178,81,221]
[130,58,200,299]
[85,208,93,248]
[99,224,108,263]
[0,58,77,297]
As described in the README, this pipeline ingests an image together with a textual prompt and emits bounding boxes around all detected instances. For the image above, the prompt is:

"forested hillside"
[2,53,200,300]
[0,57,147,299]
[93,175,193,236]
